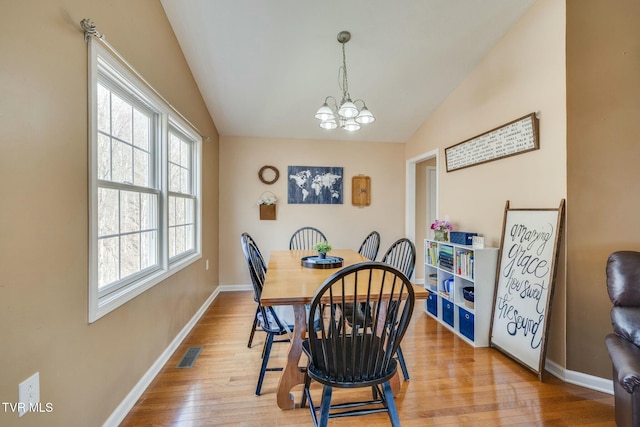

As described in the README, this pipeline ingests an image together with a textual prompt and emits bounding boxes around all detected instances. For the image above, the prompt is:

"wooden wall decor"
[445,113,540,172]
[490,199,565,380]
[259,204,276,220]
[352,175,371,207]
[258,191,277,220]
[258,165,279,184]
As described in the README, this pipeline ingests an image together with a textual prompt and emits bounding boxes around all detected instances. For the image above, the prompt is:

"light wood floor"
[120,291,615,426]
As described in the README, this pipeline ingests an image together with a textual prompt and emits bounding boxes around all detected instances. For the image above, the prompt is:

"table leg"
[276,304,307,410]
[390,370,401,395]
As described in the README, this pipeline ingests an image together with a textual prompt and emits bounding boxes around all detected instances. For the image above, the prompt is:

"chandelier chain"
[340,42,350,102]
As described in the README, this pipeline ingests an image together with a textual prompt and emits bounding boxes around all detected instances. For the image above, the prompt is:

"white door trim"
[427,165,437,235]
[405,149,439,242]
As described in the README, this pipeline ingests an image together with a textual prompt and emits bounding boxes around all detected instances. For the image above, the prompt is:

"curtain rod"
[80,19,211,142]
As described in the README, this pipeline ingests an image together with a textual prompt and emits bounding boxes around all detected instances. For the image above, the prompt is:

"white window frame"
[167,125,198,262]
[88,39,202,322]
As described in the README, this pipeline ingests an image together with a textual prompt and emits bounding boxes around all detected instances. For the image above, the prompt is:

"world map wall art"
[287,166,343,204]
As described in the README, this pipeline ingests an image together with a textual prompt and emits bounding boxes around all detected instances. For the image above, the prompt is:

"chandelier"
[315,31,375,132]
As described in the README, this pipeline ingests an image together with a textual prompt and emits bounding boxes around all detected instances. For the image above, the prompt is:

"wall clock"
[258,165,279,184]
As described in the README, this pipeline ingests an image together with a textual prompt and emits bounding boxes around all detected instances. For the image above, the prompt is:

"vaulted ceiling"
[160,0,535,143]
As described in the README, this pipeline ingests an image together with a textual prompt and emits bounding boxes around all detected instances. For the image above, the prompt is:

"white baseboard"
[545,358,613,395]
[103,285,252,427]
[218,284,252,292]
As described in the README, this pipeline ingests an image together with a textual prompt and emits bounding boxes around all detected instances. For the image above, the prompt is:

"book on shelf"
[438,291,450,299]
[456,251,474,279]
[438,245,454,271]
[438,257,453,271]
[426,241,438,265]
[439,244,453,255]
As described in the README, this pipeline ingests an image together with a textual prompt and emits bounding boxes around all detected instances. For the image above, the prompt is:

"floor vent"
[177,346,202,369]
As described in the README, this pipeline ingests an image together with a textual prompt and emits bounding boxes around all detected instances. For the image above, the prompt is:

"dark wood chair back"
[289,226,328,250]
[241,232,264,303]
[358,231,381,261]
[381,238,416,280]
[241,234,287,334]
[241,232,291,396]
[307,262,414,385]
[303,262,415,425]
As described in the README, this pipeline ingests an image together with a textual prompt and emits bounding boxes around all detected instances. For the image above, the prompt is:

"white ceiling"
[160,0,535,143]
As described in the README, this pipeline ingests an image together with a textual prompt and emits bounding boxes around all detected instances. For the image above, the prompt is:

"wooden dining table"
[260,248,429,410]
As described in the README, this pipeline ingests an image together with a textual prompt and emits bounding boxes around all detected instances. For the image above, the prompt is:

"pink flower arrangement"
[430,219,453,232]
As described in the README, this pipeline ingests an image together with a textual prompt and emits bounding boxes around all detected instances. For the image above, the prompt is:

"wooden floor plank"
[120,291,615,426]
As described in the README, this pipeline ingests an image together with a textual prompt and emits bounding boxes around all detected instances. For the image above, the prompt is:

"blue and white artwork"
[288,166,343,204]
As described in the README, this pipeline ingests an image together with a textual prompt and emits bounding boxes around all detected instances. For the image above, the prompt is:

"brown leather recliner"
[605,251,640,427]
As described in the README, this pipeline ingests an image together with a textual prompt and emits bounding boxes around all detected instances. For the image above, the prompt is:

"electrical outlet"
[18,372,40,417]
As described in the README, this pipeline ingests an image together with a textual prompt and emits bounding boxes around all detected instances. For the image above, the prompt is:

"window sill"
[89,252,201,323]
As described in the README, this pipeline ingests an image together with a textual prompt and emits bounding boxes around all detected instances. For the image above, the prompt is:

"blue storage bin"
[449,231,477,245]
[426,292,438,316]
[443,301,454,327]
[458,307,474,341]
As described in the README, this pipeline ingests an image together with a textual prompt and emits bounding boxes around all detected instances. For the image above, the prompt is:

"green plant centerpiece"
[313,241,332,259]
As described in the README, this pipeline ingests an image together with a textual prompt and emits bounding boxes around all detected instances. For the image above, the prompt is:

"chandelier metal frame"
[315,31,375,132]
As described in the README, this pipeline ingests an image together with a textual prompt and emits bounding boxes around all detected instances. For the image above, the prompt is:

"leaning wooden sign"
[490,199,565,380]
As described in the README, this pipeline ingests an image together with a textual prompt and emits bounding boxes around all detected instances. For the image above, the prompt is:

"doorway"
[405,150,438,284]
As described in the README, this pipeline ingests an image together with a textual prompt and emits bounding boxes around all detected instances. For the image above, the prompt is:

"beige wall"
[405,0,568,366]
[3,3,633,425]
[0,1,219,426]
[219,136,406,286]
[566,0,640,378]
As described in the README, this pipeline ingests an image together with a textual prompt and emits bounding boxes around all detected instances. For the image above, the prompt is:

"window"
[88,40,201,322]
[168,129,196,260]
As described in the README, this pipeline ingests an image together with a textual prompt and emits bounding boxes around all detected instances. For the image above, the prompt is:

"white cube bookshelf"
[424,239,498,347]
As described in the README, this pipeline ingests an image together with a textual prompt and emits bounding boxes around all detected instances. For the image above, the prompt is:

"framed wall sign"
[490,199,565,380]
[445,113,540,172]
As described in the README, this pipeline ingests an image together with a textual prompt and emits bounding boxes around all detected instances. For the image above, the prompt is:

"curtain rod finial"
[81,18,103,42]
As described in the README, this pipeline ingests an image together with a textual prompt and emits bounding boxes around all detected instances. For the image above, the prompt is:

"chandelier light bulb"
[342,118,361,132]
[338,100,358,119]
[319,118,338,129]
[355,106,375,124]
[315,103,334,121]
